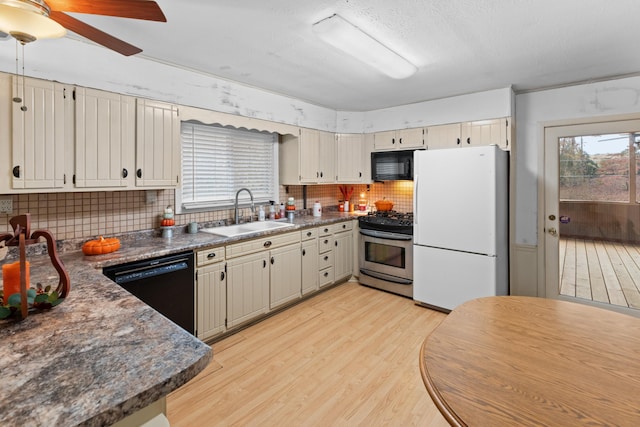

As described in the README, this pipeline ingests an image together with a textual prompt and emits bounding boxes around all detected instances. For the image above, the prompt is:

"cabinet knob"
[306,231,312,237]
[324,271,329,277]
[302,249,306,256]
[264,241,272,248]
[392,138,395,145]
[220,271,225,280]
[271,256,275,265]
[136,169,142,178]
[456,138,461,145]
[342,224,346,229]
[12,165,20,178]
[466,137,471,145]
[207,253,216,259]
[320,171,323,178]
[359,172,362,177]
[324,255,329,261]
[324,239,328,244]
[263,260,267,268]
[122,168,128,178]
[399,138,403,144]
[324,228,329,233]
[335,241,338,247]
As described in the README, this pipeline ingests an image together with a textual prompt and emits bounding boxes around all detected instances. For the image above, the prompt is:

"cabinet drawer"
[227,231,301,258]
[329,221,353,234]
[196,247,225,266]
[301,228,318,241]
[319,267,334,288]
[318,251,334,270]
[318,235,334,254]
[318,225,332,236]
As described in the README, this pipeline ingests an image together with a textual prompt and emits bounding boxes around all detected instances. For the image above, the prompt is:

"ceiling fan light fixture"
[0,0,66,43]
[312,13,417,79]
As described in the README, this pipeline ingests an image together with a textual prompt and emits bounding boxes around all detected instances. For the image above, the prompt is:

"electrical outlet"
[0,197,13,214]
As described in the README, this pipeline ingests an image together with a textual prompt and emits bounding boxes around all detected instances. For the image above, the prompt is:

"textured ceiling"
[4,0,640,111]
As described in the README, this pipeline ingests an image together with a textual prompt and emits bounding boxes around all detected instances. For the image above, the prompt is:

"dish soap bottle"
[258,205,265,221]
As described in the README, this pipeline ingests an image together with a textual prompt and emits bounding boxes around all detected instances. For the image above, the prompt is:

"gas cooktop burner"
[359,211,414,234]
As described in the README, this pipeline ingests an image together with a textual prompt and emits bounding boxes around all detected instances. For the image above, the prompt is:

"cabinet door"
[196,262,226,340]
[136,99,180,187]
[299,128,320,183]
[11,77,70,189]
[397,127,425,149]
[336,133,365,183]
[318,131,335,183]
[334,230,353,282]
[75,87,135,188]
[227,252,269,328]
[426,123,462,150]
[461,118,505,148]
[269,244,302,309]
[373,130,398,151]
[301,238,318,295]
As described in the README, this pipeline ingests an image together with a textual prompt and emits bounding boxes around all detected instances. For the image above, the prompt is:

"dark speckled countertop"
[0,212,358,426]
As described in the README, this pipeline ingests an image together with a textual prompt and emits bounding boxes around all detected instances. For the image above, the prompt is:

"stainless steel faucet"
[234,188,255,224]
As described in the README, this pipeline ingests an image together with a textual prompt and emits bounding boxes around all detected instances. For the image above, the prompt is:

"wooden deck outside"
[560,238,640,309]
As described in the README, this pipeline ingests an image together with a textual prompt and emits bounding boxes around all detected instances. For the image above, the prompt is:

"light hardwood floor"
[560,237,640,309]
[167,281,449,426]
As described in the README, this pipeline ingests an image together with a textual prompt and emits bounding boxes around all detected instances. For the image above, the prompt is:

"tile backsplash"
[0,182,413,241]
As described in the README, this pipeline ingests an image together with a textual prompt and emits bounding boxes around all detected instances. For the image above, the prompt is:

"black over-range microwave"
[371,149,420,181]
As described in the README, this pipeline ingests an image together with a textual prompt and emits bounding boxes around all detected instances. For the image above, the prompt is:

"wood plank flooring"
[166,282,449,426]
[560,238,640,309]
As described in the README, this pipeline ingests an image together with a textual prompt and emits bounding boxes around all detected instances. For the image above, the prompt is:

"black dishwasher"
[103,251,195,334]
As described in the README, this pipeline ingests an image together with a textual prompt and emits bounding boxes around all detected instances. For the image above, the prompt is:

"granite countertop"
[0,212,358,426]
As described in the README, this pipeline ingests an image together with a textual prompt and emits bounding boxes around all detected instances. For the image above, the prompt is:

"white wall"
[0,38,337,132]
[514,75,640,246]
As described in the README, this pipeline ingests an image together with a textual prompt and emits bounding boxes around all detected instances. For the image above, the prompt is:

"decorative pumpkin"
[82,236,121,256]
[374,199,394,211]
[161,218,175,226]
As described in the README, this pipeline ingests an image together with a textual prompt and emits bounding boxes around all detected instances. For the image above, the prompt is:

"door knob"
[548,227,557,236]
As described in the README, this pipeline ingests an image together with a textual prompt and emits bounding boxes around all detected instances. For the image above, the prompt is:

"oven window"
[365,241,405,268]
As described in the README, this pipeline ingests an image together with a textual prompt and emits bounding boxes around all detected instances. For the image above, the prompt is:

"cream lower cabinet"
[226,251,269,328]
[195,246,226,341]
[269,244,302,309]
[226,231,301,328]
[301,228,319,295]
[332,221,354,282]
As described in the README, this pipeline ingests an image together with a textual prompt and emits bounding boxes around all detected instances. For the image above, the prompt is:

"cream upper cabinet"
[74,87,135,188]
[135,99,180,187]
[280,128,336,184]
[427,118,511,150]
[462,118,511,150]
[10,76,71,190]
[374,127,425,151]
[336,133,370,183]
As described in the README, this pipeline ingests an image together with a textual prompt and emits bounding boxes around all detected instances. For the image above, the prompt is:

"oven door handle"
[359,229,413,241]
[360,268,413,285]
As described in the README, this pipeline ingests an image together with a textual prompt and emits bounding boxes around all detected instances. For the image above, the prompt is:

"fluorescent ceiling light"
[0,0,66,43]
[312,14,417,79]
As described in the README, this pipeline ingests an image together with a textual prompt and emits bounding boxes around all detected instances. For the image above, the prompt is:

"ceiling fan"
[0,0,166,56]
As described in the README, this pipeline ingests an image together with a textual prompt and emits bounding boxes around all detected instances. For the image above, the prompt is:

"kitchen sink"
[200,220,295,238]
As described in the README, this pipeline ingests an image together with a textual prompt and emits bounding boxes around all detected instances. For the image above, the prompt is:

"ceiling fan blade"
[46,0,166,22]
[49,11,142,56]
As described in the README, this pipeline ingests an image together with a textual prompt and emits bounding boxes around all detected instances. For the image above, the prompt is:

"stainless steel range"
[358,211,413,298]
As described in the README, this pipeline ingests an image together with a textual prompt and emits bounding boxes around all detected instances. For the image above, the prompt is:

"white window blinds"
[179,121,278,211]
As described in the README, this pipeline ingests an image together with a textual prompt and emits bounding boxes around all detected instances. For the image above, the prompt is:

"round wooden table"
[420,296,640,426]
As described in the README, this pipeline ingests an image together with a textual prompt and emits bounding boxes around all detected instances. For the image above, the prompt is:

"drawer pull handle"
[342,224,346,229]
[264,241,272,248]
[220,271,225,280]
[306,231,312,237]
[324,228,329,233]
[207,253,216,259]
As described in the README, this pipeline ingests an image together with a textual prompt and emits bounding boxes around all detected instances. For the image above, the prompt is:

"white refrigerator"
[413,145,508,311]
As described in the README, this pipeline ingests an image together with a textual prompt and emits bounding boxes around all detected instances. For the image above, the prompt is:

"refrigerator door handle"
[414,173,419,225]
